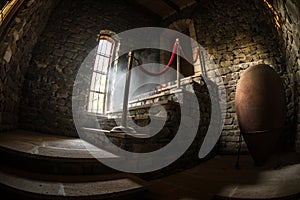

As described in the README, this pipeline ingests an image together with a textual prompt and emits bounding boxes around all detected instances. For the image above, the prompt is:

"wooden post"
[176,38,180,88]
[121,51,134,127]
[110,51,136,133]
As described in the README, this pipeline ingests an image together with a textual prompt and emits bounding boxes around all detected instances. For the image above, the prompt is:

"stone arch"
[160,18,201,83]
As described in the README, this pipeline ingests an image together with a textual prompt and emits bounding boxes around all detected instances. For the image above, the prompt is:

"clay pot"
[235,64,285,165]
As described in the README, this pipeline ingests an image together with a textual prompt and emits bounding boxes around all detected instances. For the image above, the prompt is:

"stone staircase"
[0,130,148,199]
[82,99,212,176]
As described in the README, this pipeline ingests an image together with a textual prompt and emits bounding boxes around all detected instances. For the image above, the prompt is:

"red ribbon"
[179,45,199,64]
[136,42,177,76]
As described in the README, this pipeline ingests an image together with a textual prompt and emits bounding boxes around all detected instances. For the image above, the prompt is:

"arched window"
[87,34,115,114]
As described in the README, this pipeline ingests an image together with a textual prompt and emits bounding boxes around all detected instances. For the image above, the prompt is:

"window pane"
[105,42,112,56]
[90,73,101,92]
[87,92,104,113]
[90,73,96,91]
[94,73,101,92]
[98,56,105,72]
[90,72,107,93]
[100,75,107,93]
[97,40,103,54]
[93,55,101,71]
[98,40,103,49]
[102,57,109,73]
[92,96,98,112]
[88,92,97,112]
[87,97,92,112]
[98,40,108,55]
[97,93,104,113]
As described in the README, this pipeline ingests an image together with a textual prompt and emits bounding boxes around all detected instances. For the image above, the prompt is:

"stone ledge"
[82,127,149,139]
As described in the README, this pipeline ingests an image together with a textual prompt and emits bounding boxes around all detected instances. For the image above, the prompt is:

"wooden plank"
[125,0,161,20]
[162,0,180,12]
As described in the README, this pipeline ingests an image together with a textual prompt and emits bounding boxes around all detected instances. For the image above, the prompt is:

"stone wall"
[162,0,294,153]
[0,0,58,131]
[271,0,300,152]
[19,0,159,136]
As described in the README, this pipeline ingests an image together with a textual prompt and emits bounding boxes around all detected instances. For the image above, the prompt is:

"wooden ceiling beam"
[125,0,162,20]
[161,0,180,12]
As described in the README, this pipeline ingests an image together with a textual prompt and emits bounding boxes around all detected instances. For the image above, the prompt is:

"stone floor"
[145,154,300,199]
[0,130,299,199]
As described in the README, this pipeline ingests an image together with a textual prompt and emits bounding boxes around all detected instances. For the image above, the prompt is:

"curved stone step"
[0,130,119,175]
[215,164,300,199]
[0,167,147,200]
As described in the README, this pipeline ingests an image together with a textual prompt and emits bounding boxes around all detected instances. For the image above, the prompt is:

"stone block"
[3,46,12,63]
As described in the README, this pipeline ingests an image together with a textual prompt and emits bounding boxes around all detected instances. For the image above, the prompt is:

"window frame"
[87,35,115,115]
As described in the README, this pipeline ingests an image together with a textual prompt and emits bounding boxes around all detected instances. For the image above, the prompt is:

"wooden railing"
[0,0,25,39]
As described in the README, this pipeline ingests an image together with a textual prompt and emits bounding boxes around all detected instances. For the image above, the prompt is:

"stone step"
[0,167,147,200]
[0,130,119,175]
[98,115,172,132]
